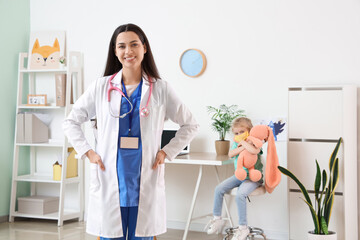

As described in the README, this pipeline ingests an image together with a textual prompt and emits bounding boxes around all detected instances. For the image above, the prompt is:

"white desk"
[165,152,234,240]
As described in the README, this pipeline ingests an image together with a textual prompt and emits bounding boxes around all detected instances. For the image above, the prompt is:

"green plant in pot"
[207,104,245,155]
[278,137,341,240]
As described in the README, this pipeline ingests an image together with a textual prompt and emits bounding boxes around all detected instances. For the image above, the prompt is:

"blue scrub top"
[117,81,143,207]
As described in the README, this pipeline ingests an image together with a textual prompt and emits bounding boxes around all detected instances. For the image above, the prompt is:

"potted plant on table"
[207,104,245,155]
[278,137,342,240]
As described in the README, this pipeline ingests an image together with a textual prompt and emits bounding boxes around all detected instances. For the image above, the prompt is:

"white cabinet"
[287,86,357,240]
[9,52,84,226]
[288,90,343,139]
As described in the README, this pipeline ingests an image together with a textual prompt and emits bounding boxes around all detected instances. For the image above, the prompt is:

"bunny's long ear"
[265,126,281,193]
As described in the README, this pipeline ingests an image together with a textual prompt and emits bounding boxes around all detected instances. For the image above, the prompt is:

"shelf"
[16,139,63,147]
[15,174,81,184]
[10,51,84,226]
[16,175,59,183]
[13,209,81,221]
[18,105,64,110]
[20,68,67,73]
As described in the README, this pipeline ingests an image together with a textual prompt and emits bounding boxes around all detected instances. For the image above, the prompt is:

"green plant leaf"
[314,160,321,217]
[321,170,327,193]
[324,158,339,226]
[318,170,327,217]
[207,104,245,140]
[324,194,334,226]
[314,160,321,200]
[278,166,313,205]
[301,197,320,234]
[332,158,339,192]
[320,216,329,234]
[321,187,328,218]
[329,138,342,172]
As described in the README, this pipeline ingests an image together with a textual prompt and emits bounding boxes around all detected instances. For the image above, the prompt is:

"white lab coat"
[62,70,199,238]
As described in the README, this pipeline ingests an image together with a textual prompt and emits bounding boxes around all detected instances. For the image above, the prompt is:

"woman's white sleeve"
[62,80,97,160]
[161,82,200,160]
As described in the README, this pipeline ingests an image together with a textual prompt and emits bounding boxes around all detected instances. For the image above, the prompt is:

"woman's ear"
[143,44,147,54]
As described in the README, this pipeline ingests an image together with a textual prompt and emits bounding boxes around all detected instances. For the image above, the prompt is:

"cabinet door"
[288,90,342,140]
[289,192,344,240]
[288,142,344,192]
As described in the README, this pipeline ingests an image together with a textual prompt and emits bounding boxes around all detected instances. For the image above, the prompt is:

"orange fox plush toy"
[234,125,281,193]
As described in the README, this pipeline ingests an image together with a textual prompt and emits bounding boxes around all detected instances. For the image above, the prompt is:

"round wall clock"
[180,49,207,78]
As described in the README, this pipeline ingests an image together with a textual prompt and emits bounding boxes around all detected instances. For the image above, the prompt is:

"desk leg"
[182,165,203,240]
[214,166,233,228]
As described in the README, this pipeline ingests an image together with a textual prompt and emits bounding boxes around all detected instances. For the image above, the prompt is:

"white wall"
[30,0,360,239]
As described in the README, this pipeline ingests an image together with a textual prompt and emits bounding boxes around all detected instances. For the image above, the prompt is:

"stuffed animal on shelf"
[234,125,281,193]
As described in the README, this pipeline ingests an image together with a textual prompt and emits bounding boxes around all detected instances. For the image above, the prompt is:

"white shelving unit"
[287,85,358,240]
[9,52,84,226]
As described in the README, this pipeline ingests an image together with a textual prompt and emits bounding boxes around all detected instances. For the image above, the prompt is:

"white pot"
[308,231,337,240]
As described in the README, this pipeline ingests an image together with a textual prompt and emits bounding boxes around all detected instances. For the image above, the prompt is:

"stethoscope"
[107,72,153,118]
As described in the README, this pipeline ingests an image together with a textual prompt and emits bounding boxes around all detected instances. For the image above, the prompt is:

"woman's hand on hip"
[152,150,166,169]
[86,149,105,171]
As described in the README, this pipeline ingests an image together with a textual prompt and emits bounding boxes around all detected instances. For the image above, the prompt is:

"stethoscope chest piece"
[140,107,150,117]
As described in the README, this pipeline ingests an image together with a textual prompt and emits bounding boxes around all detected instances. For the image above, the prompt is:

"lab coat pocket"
[89,163,100,192]
[151,105,165,130]
[157,163,165,187]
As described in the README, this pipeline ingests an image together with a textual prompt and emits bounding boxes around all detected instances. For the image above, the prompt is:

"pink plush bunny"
[234,125,281,193]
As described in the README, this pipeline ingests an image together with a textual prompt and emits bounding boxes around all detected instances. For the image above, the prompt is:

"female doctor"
[63,23,199,240]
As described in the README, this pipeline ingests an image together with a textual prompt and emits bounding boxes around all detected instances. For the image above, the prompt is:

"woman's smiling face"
[115,31,147,70]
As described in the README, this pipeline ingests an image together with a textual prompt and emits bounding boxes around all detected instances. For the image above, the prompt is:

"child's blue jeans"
[213,175,260,225]
[100,206,153,240]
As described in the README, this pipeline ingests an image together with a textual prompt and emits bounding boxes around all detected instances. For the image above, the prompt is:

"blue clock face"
[180,49,206,77]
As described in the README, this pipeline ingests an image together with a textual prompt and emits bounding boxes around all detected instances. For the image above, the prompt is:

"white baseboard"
[0,215,8,223]
[166,220,288,240]
[167,220,205,232]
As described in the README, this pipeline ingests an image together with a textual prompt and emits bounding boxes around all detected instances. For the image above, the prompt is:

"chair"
[223,185,267,240]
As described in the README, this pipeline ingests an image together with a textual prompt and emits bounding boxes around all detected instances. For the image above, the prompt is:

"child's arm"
[240,140,261,154]
[228,145,245,158]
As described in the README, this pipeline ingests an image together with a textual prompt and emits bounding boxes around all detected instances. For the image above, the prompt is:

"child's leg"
[127,206,153,240]
[235,180,261,225]
[213,175,242,216]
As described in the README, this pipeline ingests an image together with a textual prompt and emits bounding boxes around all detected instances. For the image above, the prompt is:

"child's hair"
[232,117,253,132]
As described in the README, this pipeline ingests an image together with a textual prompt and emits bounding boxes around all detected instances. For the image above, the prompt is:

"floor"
[0,219,266,240]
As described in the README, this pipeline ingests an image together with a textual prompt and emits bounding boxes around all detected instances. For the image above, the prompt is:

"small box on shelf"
[53,161,62,181]
[55,74,66,107]
[52,148,78,181]
[16,112,49,143]
[18,195,59,215]
[66,148,78,178]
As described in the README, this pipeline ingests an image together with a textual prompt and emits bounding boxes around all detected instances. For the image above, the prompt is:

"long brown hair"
[103,23,160,81]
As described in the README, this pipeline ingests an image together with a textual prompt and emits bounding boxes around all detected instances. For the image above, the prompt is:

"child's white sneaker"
[204,217,224,234]
[231,225,250,240]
